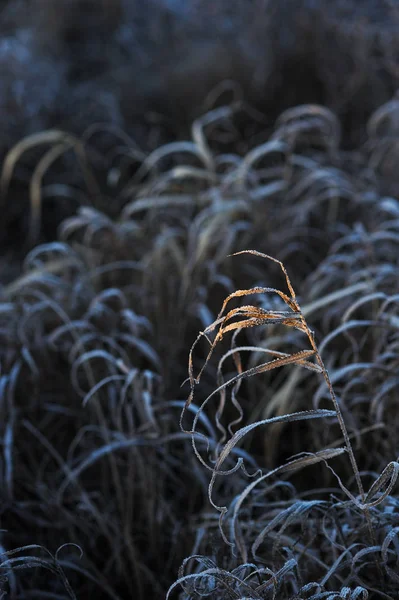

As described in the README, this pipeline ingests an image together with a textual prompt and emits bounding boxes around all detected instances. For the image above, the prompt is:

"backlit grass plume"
[173,251,399,598]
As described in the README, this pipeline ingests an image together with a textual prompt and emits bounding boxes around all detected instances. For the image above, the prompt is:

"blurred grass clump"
[0,1,399,598]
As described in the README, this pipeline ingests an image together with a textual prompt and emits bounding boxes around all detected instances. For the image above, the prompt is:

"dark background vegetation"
[0,1,399,598]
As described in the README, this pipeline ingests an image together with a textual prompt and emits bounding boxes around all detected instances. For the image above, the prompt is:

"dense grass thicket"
[0,1,399,598]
